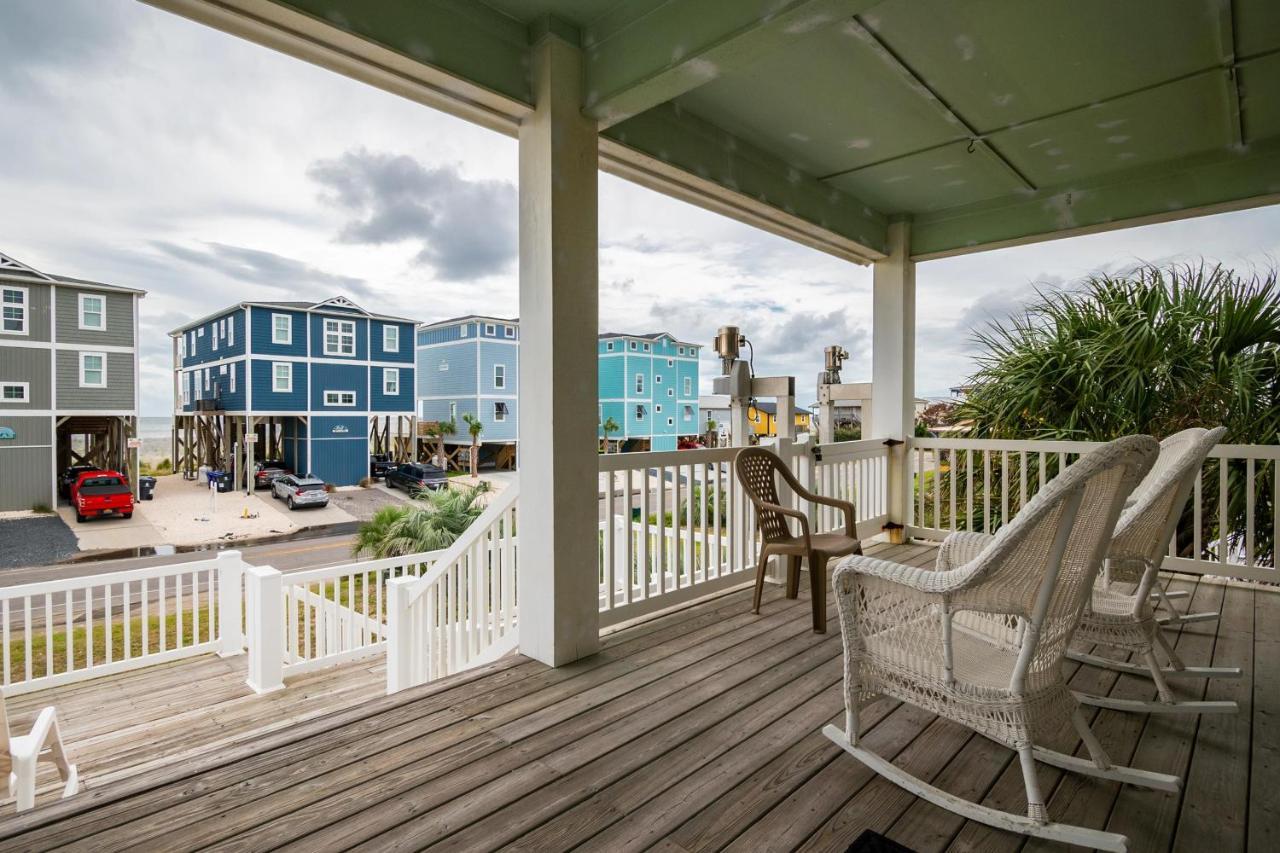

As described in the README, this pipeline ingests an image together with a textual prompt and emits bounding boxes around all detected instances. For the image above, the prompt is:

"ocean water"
[138,416,173,440]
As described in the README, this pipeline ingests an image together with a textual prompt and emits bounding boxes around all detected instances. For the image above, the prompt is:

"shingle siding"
[249,307,307,358]
[250,358,308,411]
[0,282,52,342]
[55,288,135,347]
[370,320,415,363]
[55,350,134,410]
[417,340,476,397]
[0,416,53,510]
[310,363,367,411]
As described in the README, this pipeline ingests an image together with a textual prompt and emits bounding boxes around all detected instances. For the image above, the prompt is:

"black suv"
[369,453,395,479]
[386,462,448,493]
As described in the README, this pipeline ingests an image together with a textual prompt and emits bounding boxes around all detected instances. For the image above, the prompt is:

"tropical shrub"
[351,486,486,558]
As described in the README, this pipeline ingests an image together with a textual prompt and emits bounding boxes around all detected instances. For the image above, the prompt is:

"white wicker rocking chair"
[824,435,1172,852]
[1067,426,1239,716]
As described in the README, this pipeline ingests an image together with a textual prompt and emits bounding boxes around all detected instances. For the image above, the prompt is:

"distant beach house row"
[415,317,701,459]
[169,296,416,487]
[0,253,144,511]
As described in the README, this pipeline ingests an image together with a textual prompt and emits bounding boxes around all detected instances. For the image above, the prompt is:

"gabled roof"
[0,251,145,295]
[598,331,702,349]
[419,314,519,330]
[169,296,417,335]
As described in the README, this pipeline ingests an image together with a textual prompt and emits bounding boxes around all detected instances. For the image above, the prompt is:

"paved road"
[0,529,361,587]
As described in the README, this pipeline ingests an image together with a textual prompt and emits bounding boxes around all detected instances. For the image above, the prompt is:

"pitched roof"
[419,314,519,330]
[0,251,145,295]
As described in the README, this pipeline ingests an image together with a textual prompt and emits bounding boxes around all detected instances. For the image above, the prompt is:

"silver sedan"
[271,474,330,510]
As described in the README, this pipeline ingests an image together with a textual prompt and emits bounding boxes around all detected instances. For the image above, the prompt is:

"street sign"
[127,437,142,449]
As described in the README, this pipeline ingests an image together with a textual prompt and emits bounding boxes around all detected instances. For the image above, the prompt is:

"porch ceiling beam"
[910,139,1280,260]
[835,19,1037,194]
[1217,0,1245,149]
[583,0,882,130]
[603,103,889,261]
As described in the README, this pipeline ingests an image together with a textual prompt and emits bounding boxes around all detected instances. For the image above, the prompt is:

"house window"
[197,327,204,337]
[667,388,674,397]
[79,294,105,330]
[449,402,457,421]
[79,353,106,388]
[683,405,693,422]
[678,346,684,355]
[494,401,508,422]
[635,373,644,394]
[504,325,515,338]
[272,313,292,345]
[438,360,449,372]
[459,324,469,337]
[383,367,399,395]
[1,286,27,334]
[204,369,211,392]
[643,343,650,352]
[1,382,29,402]
[635,404,645,421]
[629,341,637,351]
[383,325,399,353]
[667,417,674,426]
[667,359,673,367]
[484,323,496,336]
[212,324,218,351]
[182,383,189,406]
[228,317,235,346]
[655,404,663,413]
[324,318,356,356]
[178,336,185,359]
[655,374,663,384]
[230,368,236,394]
[324,390,357,407]
[494,364,506,389]
[606,342,614,351]
[272,362,291,392]
[189,330,196,354]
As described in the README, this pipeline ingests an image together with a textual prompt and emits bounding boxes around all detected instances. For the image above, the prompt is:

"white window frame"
[449,402,457,422]
[230,367,236,394]
[504,325,515,338]
[323,318,356,356]
[204,368,210,392]
[79,352,107,388]
[383,367,399,395]
[189,330,196,355]
[606,341,614,351]
[197,327,204,337]
[182,381,190,406]
[494,401,508,422]
[643,343,651,352]
[493,363,506,389]
[683,405,693,422]
[212,323,219,351]
[484,323,496,336]
[1,381,30,402]
[655,404,663,413]
[668,388,674,397]
[177,336,186,359]
[228,317,234,346]
[684,377,693,396]
[383,324,399,353]
[272,313,292,345]
[678,346,685,355]
[438,360,449,372]
[635,373,644,394]
[1,285,28,335]
[667,358,673,367]
[272,362,292,393]
[667,417,674,426]
[324,390,357,407]
[629,341,637,351]
[635,404,645,421]
[655,374,663,384]
[459,324,469,338]
[78,293,106,331]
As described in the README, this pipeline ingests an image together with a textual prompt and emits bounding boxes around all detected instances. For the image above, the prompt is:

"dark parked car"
[386,462,448,493]
[369,453,395,479]
[59,465,99,499]
[252,459,291,490]
[270,474,330,510]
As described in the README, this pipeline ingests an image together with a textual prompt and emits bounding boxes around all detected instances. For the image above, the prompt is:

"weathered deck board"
[0,542,1273,853]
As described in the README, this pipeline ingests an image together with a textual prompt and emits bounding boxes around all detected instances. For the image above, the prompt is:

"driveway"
[0,515,79,570]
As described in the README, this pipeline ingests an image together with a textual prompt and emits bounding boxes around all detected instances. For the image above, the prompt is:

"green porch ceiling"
[158,0,1280,261]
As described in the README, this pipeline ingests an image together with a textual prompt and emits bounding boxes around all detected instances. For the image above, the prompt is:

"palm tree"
[955,261,1279,562]
[420,419,456,469]
[462,413,484,477]
[351,486,486,558]
[601,416,620,453]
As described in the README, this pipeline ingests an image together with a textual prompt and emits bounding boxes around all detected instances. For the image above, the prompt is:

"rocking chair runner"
[1,691,78,812]
[735,447,861,633]
[825,435,1172,852]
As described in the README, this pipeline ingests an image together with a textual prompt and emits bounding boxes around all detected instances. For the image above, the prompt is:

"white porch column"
[870,219,915,542]
[516,28,601,667]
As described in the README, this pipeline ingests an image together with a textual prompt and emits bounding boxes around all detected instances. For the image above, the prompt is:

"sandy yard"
[58,474,357,551]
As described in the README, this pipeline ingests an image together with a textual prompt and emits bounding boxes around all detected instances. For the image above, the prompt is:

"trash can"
[208,470,234,493]
[138,476,157,501]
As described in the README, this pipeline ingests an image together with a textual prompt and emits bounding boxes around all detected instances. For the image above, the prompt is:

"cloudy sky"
[4,1,1280,416]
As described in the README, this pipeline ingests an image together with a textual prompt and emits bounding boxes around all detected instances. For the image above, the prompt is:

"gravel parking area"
[0,515,79,570]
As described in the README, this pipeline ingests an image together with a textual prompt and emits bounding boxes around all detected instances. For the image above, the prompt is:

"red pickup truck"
[70,470,134,523]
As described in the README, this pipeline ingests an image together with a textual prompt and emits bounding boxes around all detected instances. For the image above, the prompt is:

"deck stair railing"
[384,483,520,694]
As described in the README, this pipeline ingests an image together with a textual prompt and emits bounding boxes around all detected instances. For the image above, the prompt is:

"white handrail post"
[217,549,245,657]
[385,575,416,695]
[244,565,284,694]
[871,219,915,545]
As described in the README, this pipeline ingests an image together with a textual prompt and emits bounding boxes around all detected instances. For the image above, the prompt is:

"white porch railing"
[385,483,519,694]
[0,551,244,696]
[908,437,1279,583]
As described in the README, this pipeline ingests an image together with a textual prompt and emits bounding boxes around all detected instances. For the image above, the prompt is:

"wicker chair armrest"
[835,553,976,596]
[936,531,997,571]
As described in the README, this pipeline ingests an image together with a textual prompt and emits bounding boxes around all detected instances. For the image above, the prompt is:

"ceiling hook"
[967,138,976,154]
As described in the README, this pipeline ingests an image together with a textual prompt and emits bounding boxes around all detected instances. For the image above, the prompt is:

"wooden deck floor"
[0,540,1275,852]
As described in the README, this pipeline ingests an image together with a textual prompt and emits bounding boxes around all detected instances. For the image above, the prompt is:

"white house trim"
[323,390,358,407]
[414,337,518,351]
[271,312,292,345]
[0,284,30,336]
[0,381,31,403]
[0,339,136,354]
[272,362,293,393]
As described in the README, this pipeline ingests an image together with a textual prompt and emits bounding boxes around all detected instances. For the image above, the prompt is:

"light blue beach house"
[414,315,518,469]
[415,319,700,461]
[171,296,417,487]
